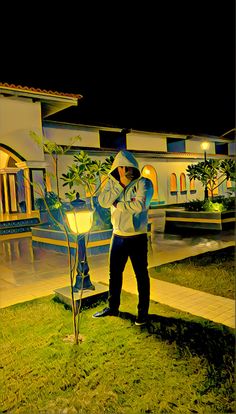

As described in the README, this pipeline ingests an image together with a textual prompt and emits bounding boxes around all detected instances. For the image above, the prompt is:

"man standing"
[93,150,154,325]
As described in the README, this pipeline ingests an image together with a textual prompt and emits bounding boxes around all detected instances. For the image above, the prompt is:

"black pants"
[108,233,150,316]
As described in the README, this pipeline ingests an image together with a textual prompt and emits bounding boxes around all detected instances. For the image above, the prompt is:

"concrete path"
[0,228,235,329]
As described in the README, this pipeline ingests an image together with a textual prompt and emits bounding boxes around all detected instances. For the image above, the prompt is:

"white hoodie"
[98,150,154,236]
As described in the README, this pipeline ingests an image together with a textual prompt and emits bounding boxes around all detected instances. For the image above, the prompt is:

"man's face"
[124,167,135,180]
[118,166,135,181]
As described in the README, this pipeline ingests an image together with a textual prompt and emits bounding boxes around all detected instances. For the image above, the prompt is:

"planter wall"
[165,209,235,232]
[32,222,152,256]
[32,226,113,256]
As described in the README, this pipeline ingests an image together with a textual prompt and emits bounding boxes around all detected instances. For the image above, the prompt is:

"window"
[170,173,177,194]
[215,142,228,155]
[30,169,46,210]
[100,130,126,150]
[180,173,187,193]
[7,156,17,167]
[167,138,185,153]
[227,179,232,189]
[141,165,158,199]
[190,178,196,193]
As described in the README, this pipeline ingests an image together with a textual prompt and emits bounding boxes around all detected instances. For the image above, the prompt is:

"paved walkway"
[0,225,235,329]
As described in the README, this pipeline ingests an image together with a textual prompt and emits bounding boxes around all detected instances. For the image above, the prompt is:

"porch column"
[23,168,32,214]
[3,173,10,214]
[16,161,49,214]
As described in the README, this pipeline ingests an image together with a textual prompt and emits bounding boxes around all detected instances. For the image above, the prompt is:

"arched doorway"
[141,165,158,199]
[0,146,24,214]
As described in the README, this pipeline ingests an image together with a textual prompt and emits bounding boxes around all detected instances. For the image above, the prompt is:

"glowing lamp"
[66,209,93,234]
[143,168,150,175]
[200,141,210,151]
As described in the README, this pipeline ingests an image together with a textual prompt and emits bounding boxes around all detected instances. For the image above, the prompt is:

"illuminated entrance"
[0,146,46,217]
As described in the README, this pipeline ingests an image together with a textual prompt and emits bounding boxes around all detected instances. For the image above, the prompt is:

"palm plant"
[186,159,236,200]
[61,150,114,208]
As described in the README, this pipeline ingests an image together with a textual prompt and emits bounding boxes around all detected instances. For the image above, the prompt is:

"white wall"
[43,124,100,148]
[127,132,166,151]
[49,150,205,204]
[138,157,204,204]
[229,141,236,156]
[45,142,232,205]
[186,139,215,155]
[0,96,44,161]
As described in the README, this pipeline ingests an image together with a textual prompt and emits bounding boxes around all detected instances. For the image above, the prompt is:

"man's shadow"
[118,311,235,367]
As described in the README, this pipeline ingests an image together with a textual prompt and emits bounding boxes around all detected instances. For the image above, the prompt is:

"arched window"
[141,165,158,199]
[170,173,177,193]
[0,146,22,168]
[180,173,186,192]
[190,178,196,192]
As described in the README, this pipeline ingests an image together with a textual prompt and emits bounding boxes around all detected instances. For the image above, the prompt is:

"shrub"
[185,196,235,212]
[212,195,235,211]
[185,199,204,211]
[203,199,224,212]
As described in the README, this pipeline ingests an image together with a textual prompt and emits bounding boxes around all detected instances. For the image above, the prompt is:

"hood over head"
[109,150,140,181]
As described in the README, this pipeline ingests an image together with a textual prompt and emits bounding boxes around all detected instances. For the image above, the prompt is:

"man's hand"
[118,166,132,187]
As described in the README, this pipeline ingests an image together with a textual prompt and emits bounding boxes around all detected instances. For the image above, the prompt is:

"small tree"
[60,150,114,207]
[186,159,236,200]
[30,132,113,344]
[30,131,81,200]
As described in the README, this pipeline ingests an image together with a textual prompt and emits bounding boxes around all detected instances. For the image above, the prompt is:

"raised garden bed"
[165,209,235,232]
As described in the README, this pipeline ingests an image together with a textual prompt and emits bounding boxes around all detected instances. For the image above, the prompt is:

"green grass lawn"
[1,291,235,414]
[149,246,235,299]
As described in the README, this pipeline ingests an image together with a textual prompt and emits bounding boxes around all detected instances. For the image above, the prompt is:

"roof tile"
[0,82,83,99]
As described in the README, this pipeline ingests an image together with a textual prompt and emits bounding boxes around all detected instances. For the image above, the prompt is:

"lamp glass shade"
[66,210,93,234]
[200,141,210,151]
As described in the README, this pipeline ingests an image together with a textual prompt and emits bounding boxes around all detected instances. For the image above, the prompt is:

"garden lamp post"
[200,141,210,200]
[66,193,95,292]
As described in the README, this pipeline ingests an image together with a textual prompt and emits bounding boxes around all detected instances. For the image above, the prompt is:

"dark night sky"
[1,1,235,137]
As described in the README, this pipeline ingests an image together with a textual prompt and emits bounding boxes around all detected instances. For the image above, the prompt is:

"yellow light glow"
[143,168,151,175]
[66,210,93,234]
[200,141,210,151]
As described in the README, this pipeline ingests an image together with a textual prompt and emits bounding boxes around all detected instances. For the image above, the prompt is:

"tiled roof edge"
[0,82,83,100]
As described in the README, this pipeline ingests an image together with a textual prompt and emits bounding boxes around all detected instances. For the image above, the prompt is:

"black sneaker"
[92,307,119,318]
[135,315,148,326]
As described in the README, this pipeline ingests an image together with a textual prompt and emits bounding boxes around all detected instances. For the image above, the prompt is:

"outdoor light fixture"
[200,141,210,200]
[55,199,96,345]
[200,141,210,153]
[66,197,95,291]
[66,209,93,234]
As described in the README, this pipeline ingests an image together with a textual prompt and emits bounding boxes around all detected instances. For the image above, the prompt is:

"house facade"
[0,83,235,217]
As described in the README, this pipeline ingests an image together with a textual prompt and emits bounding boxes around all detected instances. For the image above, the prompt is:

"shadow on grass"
[119,310,235,365]
[119,310,235,395]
